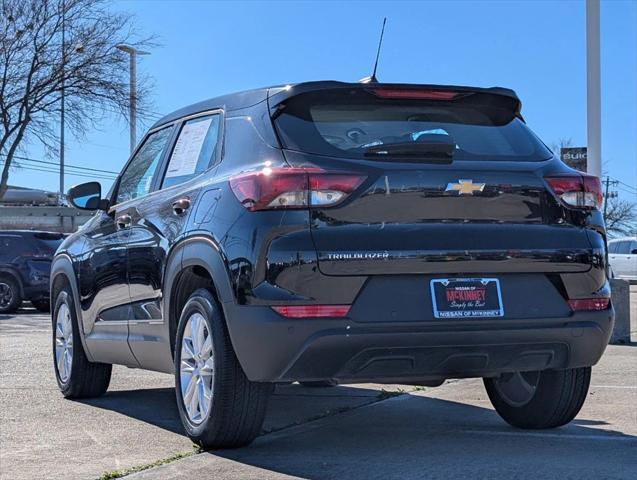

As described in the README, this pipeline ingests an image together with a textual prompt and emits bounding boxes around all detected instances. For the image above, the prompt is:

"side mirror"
[67,182,109,211]
[631,249,637,255]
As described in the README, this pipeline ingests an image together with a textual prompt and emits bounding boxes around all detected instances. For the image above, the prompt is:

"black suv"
[0,230,65,313]
[51,81,614,448]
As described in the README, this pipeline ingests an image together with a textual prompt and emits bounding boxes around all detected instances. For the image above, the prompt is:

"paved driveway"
[1,309,635,480]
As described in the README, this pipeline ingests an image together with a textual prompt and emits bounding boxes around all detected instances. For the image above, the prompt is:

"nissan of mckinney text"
[51,81,614,448]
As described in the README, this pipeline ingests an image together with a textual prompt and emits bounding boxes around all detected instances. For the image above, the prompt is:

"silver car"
[608,237,637,281]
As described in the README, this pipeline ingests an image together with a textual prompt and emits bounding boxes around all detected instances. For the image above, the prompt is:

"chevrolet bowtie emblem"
[445,179,486,195]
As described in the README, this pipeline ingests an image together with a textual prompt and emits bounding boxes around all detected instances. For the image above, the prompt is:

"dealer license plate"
[430,278,504,319]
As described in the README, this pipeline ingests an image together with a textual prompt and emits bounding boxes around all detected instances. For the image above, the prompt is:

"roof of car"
[150,80,521,130]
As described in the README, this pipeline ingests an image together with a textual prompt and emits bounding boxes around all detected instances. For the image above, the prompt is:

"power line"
[609,176,637,195]
[616,186,637,197]
[1,164,116,180]
[12,160,117,180]
[4,154,120,175]
[616,180,637,194]
[1,159,117,179]
[15,156,119,176]
[0,162,116,181]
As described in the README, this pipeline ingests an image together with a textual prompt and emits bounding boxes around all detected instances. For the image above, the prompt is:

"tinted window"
[162,114,221,189]
[117,127,173,204]
[274,88,552,162]
[616,241,630,254]
[630,241,637,254]
[608,241,619,254]
[0,236,22,255]
[33,232,65,252]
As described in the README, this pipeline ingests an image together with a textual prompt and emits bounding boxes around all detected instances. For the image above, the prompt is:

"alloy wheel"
[180,312,214,424]
[55,303,74,383]
[492,371,541,407]
[0,282,13,309]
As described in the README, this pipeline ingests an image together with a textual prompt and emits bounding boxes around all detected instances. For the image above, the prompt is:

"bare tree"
[604,198,637,236]
[548,137,573,156]
[0,0,155,199]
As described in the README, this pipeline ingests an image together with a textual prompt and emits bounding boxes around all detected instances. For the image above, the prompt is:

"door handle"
[116,214,131,229]
[172,198,191,216]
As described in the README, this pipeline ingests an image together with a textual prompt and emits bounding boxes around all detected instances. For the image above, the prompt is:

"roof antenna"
[359,17,386,84]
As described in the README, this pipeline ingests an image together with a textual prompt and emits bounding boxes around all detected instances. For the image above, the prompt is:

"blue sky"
[12,0,637,200]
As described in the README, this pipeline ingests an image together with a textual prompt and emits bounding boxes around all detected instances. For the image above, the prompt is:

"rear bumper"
[224,302,615,383]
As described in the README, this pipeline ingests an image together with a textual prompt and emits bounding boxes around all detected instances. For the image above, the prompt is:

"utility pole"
[59,1,65,198]
[116,45,149,155]
[603,176,610,218]
[586,0,602,178]
[602,175,618,219]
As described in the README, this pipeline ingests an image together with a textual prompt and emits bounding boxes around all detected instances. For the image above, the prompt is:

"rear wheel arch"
[165,237,234,358]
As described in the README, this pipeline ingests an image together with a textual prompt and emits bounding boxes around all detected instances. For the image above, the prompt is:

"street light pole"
[586,0,602,178]
[116,45,149,155]
[60,3,65,198]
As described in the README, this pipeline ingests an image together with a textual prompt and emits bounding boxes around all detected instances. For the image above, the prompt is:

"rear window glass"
[35,238,64,252]
[274,88,552,162]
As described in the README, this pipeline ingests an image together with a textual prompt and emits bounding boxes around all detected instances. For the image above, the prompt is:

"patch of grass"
[377,388,405,400]
[96,445,203,480]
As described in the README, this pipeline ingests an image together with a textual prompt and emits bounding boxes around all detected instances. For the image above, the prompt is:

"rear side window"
[616,241,631,254]
[0,236,20,253]
[33,232,64,252]
[608,242,619,254]
[162,114,221,189]
[117,127,173,204]
[0,237,19,250]
[274,88,552,162]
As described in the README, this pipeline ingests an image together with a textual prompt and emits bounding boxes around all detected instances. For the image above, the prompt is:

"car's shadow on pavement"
[79,387,185,435]
[77,383,386,437]
[78,383,636,479]
[212,392,637,480]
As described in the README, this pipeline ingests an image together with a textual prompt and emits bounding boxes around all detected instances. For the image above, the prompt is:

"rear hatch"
[271,84,595,277]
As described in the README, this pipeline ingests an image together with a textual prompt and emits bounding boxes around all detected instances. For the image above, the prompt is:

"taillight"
[229,167,366,211]
[567,298,609,311]
[271,305,351,318]
[371,88,462,100]
[545,174,602,209]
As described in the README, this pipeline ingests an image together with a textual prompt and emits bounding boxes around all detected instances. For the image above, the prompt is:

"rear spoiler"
[268,81,524,122]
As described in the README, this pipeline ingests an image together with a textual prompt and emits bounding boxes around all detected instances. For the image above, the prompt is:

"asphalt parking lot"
[1,290,635,480]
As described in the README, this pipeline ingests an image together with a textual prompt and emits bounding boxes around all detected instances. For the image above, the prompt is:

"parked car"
[608,237,637,281]
[51,81,614,449]
[0,230,65,313]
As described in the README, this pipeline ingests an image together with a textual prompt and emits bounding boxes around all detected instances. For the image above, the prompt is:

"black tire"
[174,289,272,449]
[484,367,591,429]
[32,299,50,313]
[53,286,112,399]
[299,380,337,388]
[0,274,22,314]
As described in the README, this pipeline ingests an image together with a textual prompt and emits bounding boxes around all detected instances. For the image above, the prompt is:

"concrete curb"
[610,279,631,344]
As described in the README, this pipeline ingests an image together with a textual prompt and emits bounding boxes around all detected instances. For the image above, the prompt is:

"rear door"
[126,112,222,370]
[608,241,624,276]
[273,86,594,278]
